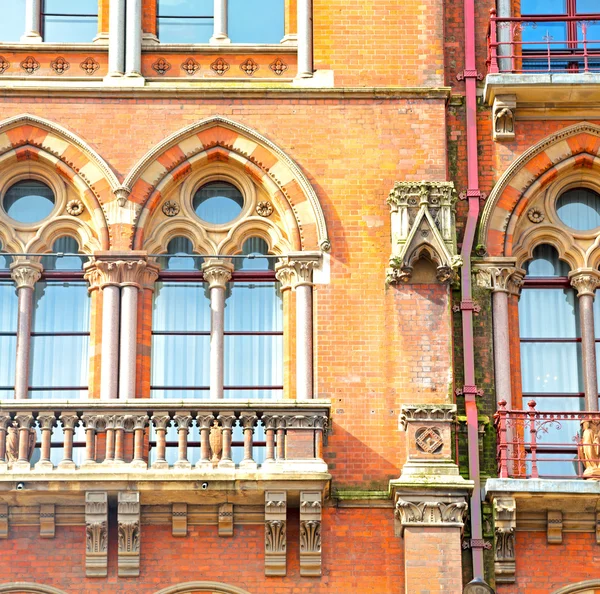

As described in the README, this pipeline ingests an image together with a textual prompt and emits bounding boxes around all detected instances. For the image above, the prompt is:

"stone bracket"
[547,510,563,544]
[493,95,517,142]
[494,496,516,584]
[172,502,187,537]
[265,491,287,577]
[300,491,322,577]
[85,491,108,578]
[218,503,234,537]
[0,503,7,539]
[118,491,141,577]
[40,504,55,538]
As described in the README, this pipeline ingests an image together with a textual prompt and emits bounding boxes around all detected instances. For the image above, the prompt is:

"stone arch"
[125,116,330,253]
[0,583,70,594]
[0,113,118,250]
[480,122,600,257]
[552,580,600,594]
[153,582,252,594]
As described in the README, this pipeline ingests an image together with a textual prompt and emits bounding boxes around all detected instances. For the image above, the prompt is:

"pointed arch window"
[29,237,90,399]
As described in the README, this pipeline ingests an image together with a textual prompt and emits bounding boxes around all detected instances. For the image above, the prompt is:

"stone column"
[202,259,234,400]
[289,255,320,400]
[390,404,473,594]
[475,262,525,409]
[10,262,43,400]
[107,0,126,77]
[21,0,43,42]
[275,261,296,399]
[297,0,313,77]
[570,270,600,411]
[125,0,143,77]
[210,0,230,44]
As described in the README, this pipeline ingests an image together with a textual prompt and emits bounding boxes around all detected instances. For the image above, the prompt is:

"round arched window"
[193,181,243,225]
[556,187,600,231]
[3,180,55,223]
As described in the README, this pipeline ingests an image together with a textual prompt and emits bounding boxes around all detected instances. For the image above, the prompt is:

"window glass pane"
[225,282,282,332]
[43,16,98,42]
[4,181,55,224]
[32,282,90,333]
[41,237,87,271]
[30,335,89,390]
[578,22,600,49]
[577,0,600,14]
[521,0,567,14]
[520,342,583,394]
[0,1,26,42]
[519,288,578,338]
[235,237,272,271]
[557,188,600,230]
[522,22,567,49]
[44,0,98,14]
[524,245,570,277]
[0,281,17,393]
[0,281,18,333]
[229,0,284,43]
[193,182,244,225]
[224,335,283,387]
[158,18,213,43]
[153,282,210,331]
[159,237,202,271]
[158,0,213,17]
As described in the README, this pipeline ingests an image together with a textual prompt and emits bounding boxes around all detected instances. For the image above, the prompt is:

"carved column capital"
[202,259,234,290]
[569,269,600,297]
[10,261,42,290]
[84,252,150,290]
[394,496,468,535]
[474,261,525,295]
[493,496,516,583]
[274,260,296,291]
[278,252,322,288]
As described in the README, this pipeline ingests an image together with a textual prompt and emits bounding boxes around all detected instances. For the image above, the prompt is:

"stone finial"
[118,491,141,577]
[265,491,287,577]
[493,95,517,142]
[386,181,460,284]
[493,496,516,583]
[10,261,42,290]
[85,492,108,577]
[202,259,234,290]
[300,492,322,577]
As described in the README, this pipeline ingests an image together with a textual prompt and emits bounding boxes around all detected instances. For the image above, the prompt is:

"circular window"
[556,188,600,231]
[193,182,243,225]
[3,180,55,224]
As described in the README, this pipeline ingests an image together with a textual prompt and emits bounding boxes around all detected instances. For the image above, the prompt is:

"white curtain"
[0,281,17,399]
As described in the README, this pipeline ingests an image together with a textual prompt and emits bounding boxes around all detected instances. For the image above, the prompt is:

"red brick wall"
[0,509,404,594]
[497,531,600,594]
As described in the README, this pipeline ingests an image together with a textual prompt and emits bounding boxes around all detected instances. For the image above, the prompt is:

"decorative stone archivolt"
[552,580,600,594]
[387,181,461,284]
[153,583,253,594]
[480,122,600,258]
[125,116,330,253]
[0,585,70,594]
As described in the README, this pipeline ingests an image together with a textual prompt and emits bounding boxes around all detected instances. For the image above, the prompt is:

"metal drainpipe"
[459,0,491,588]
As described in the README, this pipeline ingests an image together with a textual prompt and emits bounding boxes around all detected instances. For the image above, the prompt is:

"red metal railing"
[487,9,600,74]
[494,399,600,479]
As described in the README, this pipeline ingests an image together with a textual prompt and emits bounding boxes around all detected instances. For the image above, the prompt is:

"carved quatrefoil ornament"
[415,426,444,454]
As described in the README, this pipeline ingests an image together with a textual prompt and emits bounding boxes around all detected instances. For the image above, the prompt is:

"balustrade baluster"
[276,417,286,461]
[262,415,276,465]
[104,415,116,463]
[488,9,499,73]
[81,414,101,466]
[151,412,170,469]
[58,413,78,470]
[36,413,56,470]
[0,413,10,470]
[114,416,126,463]
[132,415,149,469]
[528,400,539,479]
[240,412,258,469]
[173,413,192,469]
[196,414,214,469]
[496,399,509,478]
[217,413,236,469]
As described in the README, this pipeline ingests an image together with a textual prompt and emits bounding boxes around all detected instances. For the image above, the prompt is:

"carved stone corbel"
[265,491,287,577]
[172,503,187,538]
[493,496,516,583]
[547,510,563,544]
[118,491,141,577]
[300,492,322,577]
[493,95,516,141]
[387,181,461,284]
[85,492,108,577]
[40,504,55,539]
[218,502,234,537]
[0,503,8,539]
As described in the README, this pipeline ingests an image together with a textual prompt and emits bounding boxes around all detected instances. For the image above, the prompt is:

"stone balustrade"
[0,400,330,473]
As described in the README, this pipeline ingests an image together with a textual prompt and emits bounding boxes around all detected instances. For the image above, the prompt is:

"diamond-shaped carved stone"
[415,426,444,454]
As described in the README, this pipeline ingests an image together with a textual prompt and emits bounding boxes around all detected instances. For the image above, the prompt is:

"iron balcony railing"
[495,399,600,480]
[487,9,600,74]
[0,400,330,473]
